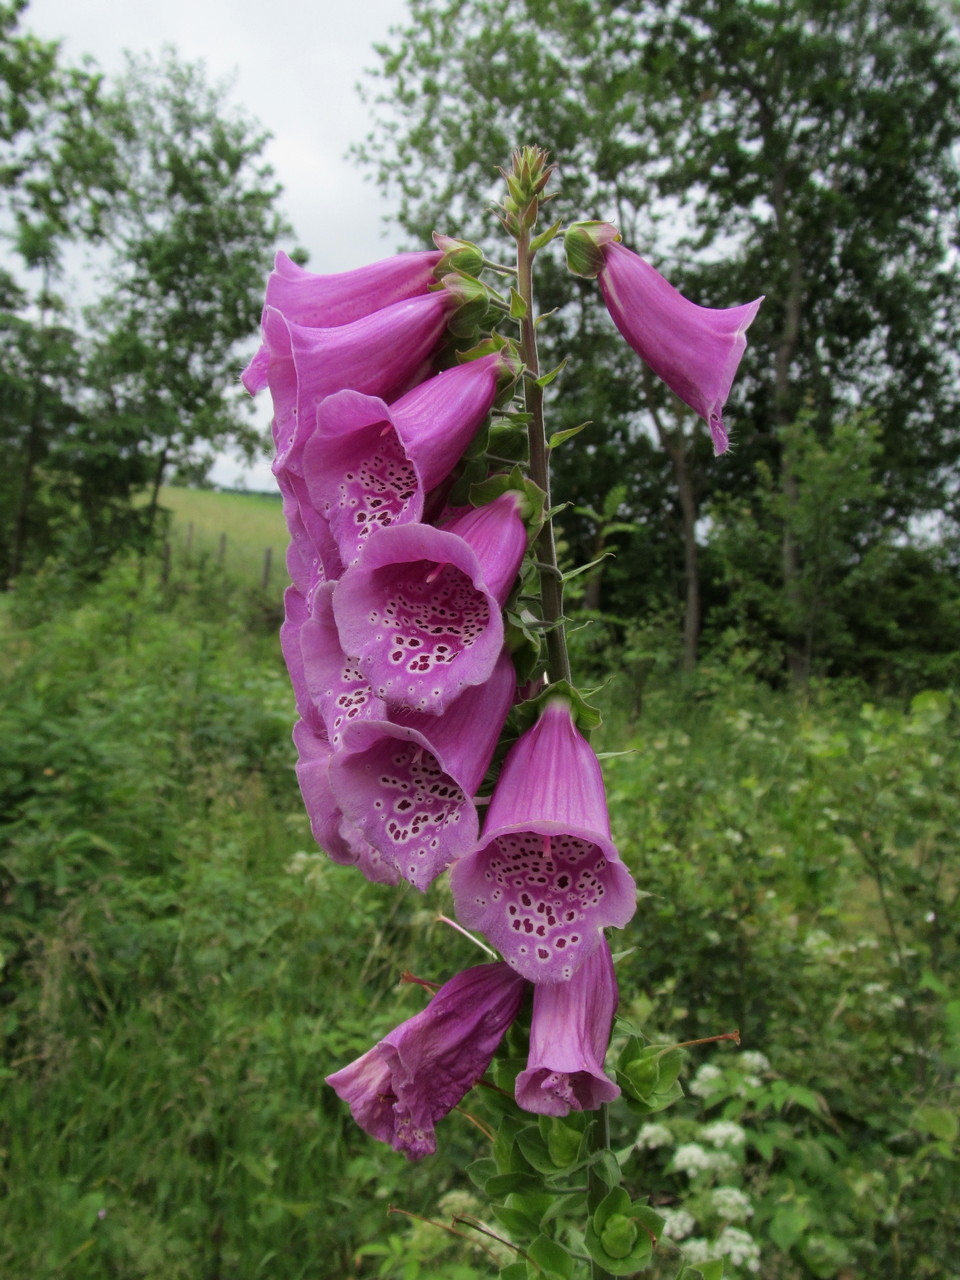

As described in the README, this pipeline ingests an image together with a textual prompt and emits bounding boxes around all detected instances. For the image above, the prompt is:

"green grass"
[158,486,286,588]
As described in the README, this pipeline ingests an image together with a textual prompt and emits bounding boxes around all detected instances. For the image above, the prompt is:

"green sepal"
[563,220,621,278]
[535,356,568,388]
[494,1115,534,1173]
[516,1126,563,1175]
[527,1235,576,1280]
[510,287,528,319]
[588,1147,623,1189]
[487,419,531,466]
[584,1188,663,1275]
[540,1113,587,1168]
[433,232,485,277]
[491,1204,542,1240]
[616,1039,686,1114]
[466,1157,498,1193]
[548,421,591,450]
[513,679,604,735]
[469,466,546,539]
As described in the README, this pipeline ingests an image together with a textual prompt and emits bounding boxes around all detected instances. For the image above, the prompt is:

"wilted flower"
[450,699,637,982]
[326,963,527,1160]
[515,938,620,1114]
[332,492,527,715]
[565,221,762,455]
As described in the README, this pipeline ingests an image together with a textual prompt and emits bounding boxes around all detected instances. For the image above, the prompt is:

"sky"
[24,0,417,488]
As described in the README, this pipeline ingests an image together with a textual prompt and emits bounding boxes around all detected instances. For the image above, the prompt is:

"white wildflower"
[710,1186,753,1222]
[700,1121,746,1149]
[636,1122,673,1150]
[672,1144,737,1178]
[716,1226,761,1272]
[689,1063,723,1098]
[672,1143,714,1175]
[681,1237,714,1264]
[738,1051,770,1074]
[659,1208,696,1241]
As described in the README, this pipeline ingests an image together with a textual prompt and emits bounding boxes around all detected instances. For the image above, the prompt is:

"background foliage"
[1,501,956,1278]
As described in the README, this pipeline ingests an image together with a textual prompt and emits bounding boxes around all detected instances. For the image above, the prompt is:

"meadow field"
[1,492,957,1279]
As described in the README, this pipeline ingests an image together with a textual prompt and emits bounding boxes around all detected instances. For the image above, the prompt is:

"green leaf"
[547,421,591,449]
[466,1157,498,1192]
[485,1172,544,1199]
[530,218,563,252]
[527,1235,575,1280]
[509,287,528,319]
[911,1104,959,1143]
[535,356,567,387]
[499,1264,527,1280]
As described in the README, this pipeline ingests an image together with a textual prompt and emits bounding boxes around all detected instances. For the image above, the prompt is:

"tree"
[86,52,290,536]
[1,9,292,580]
[0,0,119,582]
[357,0,960,678]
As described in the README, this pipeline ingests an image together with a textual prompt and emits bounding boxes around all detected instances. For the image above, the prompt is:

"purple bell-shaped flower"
[332,492,527,715]
[515,938,620,1115]
[330,650,516,890]
[566,221,762,455]
[450,699,636,983]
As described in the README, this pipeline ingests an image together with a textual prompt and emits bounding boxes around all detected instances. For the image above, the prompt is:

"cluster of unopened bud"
[498,144,556,234]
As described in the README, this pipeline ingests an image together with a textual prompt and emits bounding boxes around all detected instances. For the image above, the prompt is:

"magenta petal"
[332,523,505,714]
[292,720,401,886]
[331,724,479,891]
[326,963,527,1160]
[265,249,441,328]
[515,939,620,1116]
[450,701,637,983]
[277,470,343,585]
[598,241,762,456]
[303,391,424,567]
[280,587,325,736]
[440,491,528,605]
[300,582,387,747]
[330,651,515,890]
[264,292,454,475]
[391,354,507,493]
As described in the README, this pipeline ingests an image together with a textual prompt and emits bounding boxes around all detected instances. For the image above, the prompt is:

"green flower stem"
[515,218,613,1280]
[515,225,571,686]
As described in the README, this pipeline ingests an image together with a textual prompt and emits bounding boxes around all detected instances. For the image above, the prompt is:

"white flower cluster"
[689,1063,724,1099]
[738,1050,770,1074]
[700,1120,747,1149]
[710,1185,754,1222]
[284,850,329,888]
[659,1207,696,1241]
[682,1227,760,1273]
[636,1121,673,1149]
[672,1143,737,1178]
[715,1226,761,1272]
